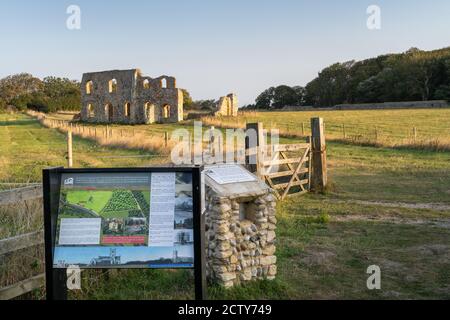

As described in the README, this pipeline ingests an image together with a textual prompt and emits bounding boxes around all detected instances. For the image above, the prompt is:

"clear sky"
[0,0,449,104]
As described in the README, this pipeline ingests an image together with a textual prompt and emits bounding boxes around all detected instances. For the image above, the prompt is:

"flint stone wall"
[204,170,277,288]
[80,69,183,124]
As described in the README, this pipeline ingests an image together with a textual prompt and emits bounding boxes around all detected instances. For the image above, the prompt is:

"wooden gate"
[260,142,311,200]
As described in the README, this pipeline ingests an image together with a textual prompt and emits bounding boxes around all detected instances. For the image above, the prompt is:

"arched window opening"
[163,104,170,119]
[145,102,155,123]
[87,104,95,118]
[105,103,113,122]
[143,79,150,89]
[124,102,131,118]
[86,81,93,95]
[108,79,117,93]
[161,78,167,88]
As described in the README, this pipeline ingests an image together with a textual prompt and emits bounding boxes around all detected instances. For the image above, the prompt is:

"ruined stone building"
[214,93,238,117]
[80,69,183,124]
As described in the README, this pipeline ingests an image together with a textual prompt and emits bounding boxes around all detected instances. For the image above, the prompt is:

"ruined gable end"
[214,93,239,117]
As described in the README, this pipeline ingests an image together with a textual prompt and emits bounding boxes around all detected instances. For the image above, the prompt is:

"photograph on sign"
[53,172,194,268]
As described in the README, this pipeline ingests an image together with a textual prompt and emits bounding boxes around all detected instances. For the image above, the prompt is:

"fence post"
[310,117,327,193]
[67,130,73,168]
[209,126,215,156]
[245,122,264,177]
[413,127,417,142]
[302,122,305,136]
[164,131,169,147]
[342,124,346,139]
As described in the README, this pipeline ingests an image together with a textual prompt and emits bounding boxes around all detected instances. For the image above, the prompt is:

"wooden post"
[375,126,379,141]
[306,136,312,191]
[310,118,327,193]
[245,122,264,177]
[164,131,169,147]
[67,130,73,168]
[209,127,215,156]
[413,127,417,142]
[342,124,346,139]
[302,122,305,136]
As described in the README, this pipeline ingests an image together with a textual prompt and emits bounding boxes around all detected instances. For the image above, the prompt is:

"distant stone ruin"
[214,93,238,117]
[80,69,183,124]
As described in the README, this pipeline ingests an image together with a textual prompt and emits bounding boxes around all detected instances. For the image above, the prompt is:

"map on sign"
[204,164,256,185]
[53,172,194,269]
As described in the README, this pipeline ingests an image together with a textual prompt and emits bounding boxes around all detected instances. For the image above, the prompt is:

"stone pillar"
[204,188,277,288]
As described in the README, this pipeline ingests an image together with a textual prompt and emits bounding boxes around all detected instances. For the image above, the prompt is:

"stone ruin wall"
[80,69,183,124]
[214,93,239,117]
[204,187,277,288]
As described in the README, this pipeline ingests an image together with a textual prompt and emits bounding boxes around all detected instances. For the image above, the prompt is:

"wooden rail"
[0,274,45,300]
[0,231,44,256]
[0,186,45,300]
[0,185,42,205]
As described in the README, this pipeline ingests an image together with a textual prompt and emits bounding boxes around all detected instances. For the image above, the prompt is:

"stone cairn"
[205,187,277,288]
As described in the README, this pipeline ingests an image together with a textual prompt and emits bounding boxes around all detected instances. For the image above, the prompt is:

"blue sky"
[0,0,449,104]
[54,245,193,264]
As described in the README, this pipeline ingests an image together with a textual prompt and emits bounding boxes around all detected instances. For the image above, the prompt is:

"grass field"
[200,109,450,150]
[0,113,168,186]
[2,110,450,300]
[66,190,112,213]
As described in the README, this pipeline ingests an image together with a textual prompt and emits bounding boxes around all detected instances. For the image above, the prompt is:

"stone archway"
[105,103,113,122]
[162,104,171,119]
[144,102,156,124]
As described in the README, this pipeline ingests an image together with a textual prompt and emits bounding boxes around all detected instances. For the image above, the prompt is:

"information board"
[43,167,206,300]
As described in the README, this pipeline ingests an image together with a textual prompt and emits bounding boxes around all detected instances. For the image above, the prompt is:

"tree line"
[2,47,449,113]
[0,73,203,113]
[0,73,81,112]
[243,47,450,109]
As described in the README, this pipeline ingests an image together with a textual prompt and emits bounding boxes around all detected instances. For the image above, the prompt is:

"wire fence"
[201,114,450,151]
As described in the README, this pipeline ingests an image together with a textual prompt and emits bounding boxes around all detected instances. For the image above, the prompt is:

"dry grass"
[0,198,43,239]
[27,110,175,155]
[0,197,45,298]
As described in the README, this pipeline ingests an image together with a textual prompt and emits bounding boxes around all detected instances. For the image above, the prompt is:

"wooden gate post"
[310,118,327,192]
[245,122,264,177]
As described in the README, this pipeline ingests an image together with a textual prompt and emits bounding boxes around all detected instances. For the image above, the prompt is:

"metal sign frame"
[43,166,206,300]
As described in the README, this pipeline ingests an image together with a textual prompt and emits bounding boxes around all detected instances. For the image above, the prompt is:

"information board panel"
[53,171,194,268]
[43,166,206,300]
[204,164,256,185]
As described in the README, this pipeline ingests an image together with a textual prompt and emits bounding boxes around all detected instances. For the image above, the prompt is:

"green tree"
[255,87,275,109]
[181,89,194,109]
[272,85,299,108]
[0,73,42,103]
